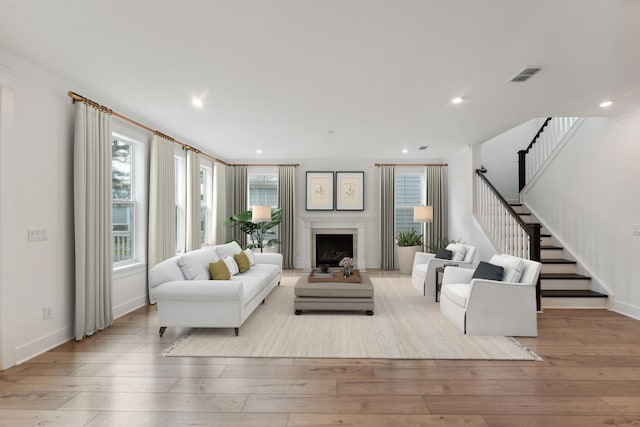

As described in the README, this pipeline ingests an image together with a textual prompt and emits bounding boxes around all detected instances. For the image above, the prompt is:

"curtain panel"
[212,162,227,244]
[185,150,201,252]
[73,102,113,340]
[231,166,247,245]
[424,166,448,249]
[277,166,296,268]
[147,134,176,303]
[379,165,395,269]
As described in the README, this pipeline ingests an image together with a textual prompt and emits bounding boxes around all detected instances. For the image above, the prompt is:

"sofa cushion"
[472,261,504,281]
[209,259,230,280]
[435,248,453,260]
[234,251,251,273]
[177,247,218,280]
[244,249,255,266]
[223,256,240,276]
[215,241,242,259]
[446,243,467,262]
[237,263,280,284]
[442,283,471,308]
[490,256,525,283]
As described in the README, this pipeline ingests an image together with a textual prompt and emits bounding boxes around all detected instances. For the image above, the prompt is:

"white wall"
[446,145,498,264]
[293,159,379,269]
[523,113,640,318]
[0,50,157,367]
[482,118,546,203]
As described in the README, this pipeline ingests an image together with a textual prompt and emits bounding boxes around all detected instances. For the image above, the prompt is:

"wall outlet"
[633,224,640,236]
[42,306,53,320]
[28,228,48,242]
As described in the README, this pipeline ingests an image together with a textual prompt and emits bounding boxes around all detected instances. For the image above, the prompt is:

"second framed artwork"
[335,171,364,211]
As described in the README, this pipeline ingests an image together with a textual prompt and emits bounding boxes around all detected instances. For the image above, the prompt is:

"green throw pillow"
[209,259,230,280]
[234,251,251,273]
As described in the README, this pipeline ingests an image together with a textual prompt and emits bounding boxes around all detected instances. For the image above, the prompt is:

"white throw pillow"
[215,241,242,259]
[490,256,525,283]
[223,256,240,276]
[446,243,467,262]
[177,247,218,280]
[244,248,255,266]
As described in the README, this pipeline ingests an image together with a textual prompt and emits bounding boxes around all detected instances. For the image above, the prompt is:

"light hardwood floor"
[2,270,640,426]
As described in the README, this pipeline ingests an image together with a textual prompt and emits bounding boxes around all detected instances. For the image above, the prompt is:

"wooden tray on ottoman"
[308,268,362,283]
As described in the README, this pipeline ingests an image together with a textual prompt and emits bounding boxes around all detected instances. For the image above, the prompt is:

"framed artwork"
[306,171,334,211]
[336,171,364,211]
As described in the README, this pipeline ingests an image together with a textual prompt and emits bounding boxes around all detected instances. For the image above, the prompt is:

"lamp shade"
[413,205,433,222]
[251,205,272,222]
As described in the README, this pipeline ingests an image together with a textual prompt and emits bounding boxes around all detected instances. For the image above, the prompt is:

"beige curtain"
[424,166,447,250]
[147,134,176,302]
[212,162,227,244]
[379,165,395,269]
[278,166,296,268]
[186,150,201,252]
[231,165,247,245]
[73,102,113,340]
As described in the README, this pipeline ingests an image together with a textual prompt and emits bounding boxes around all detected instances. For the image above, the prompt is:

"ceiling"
[1,0,639,162]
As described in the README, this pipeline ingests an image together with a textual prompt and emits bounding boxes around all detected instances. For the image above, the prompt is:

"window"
[111,133,142,265]
[395,171,424,238]
[248,172,278,244]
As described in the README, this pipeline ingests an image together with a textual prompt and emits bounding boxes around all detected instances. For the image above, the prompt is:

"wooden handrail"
[518,117,551,191]
[523,117,552,153]
[476,169,531,231]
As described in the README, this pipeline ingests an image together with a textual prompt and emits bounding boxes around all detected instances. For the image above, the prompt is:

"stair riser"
[542,263,577,274]
[541,279,592,290]
[511,205,528,214]
[541,236,554,246]
[541,249,564,258]
[542,297,608,309]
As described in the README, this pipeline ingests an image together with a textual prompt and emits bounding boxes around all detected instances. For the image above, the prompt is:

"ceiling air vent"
[510,67,542,82]
[418,145,429,150]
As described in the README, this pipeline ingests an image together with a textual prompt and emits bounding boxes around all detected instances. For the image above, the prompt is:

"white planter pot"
[397,245,421,275]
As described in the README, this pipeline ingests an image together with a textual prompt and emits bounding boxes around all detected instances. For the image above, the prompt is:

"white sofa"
[411,243,477,297]
[439,254,541,337]
[148,242,282,337]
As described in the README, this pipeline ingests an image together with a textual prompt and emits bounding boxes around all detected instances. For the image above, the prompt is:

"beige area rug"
[163,276,540,360]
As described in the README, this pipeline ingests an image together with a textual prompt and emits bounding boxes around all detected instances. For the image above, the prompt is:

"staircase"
[511,203,608,308]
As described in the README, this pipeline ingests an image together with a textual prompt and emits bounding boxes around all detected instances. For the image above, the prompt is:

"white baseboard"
[15,326,72,365]
[611,299,640,321]
[113,295,148,319]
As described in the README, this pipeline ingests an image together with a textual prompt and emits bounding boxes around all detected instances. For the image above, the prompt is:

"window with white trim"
[111,133,144,266]
[175,154,186,253]
[395,171,424,238]
[248,172,278,244]
[200,164,213,245]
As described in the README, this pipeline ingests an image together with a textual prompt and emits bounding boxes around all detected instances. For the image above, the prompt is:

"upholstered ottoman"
[293,271,374,315]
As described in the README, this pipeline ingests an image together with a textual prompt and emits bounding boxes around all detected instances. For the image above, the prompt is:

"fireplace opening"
[315,234,354,267]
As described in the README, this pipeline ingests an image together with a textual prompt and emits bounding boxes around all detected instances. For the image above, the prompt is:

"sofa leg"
[261,298,266,305]
[234,328,239,336]
[159,327,167,337]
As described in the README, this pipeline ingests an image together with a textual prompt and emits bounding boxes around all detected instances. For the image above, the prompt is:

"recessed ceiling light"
[402,148,408,154]
[599,100,613,108]
[192,97,203,109]
[256,149,263,154]
[451,97,463,104]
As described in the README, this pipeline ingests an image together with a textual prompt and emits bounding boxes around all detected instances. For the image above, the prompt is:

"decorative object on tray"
[339,256,356,278]
[319,264,330,273]
[308,268,362,283]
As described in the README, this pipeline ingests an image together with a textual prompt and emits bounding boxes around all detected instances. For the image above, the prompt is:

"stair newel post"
[518,150,527,192]
[527,223,542,311]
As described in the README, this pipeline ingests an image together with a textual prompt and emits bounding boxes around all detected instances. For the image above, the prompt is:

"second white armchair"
[411,243,477,297]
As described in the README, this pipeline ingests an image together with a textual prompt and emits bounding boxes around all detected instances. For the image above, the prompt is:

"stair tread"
[540,273,591,280]
[541,258,576,264]
[541,245,563,250]
[541,233,552,237]
[510,203,523,206]
[541,289,608,298]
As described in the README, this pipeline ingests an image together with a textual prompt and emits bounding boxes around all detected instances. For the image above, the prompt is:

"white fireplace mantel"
[299,214,370,271]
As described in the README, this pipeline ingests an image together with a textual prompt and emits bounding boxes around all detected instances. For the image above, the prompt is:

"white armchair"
[411,243,477,297]
[439,254,542,337]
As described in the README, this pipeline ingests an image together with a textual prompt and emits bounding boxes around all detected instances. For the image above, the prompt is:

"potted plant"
[224,208,283,252]
[396,229,423,275]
